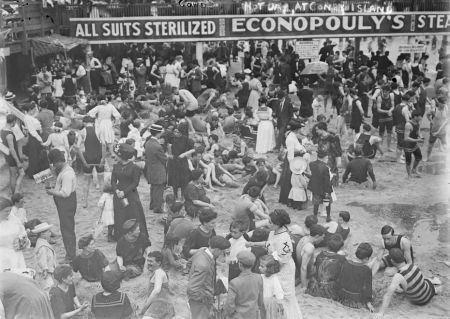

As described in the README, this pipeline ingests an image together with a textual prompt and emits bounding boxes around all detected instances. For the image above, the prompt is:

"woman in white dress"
[0,198,29,272]
[247,73,264,112]
[248,209,302,319]
[164,59,180,89]
[255,96,276,154]
[88,97,121,155]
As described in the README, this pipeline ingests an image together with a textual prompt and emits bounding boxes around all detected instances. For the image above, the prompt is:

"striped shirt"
[399,264,435,305]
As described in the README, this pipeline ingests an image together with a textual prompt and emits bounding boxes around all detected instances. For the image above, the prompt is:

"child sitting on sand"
[33,222,57,293]
[72,234,109,282]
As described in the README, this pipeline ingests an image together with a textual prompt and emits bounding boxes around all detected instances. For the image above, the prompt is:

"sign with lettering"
[33,168,53,184]
[70,12,450,43]
[241,1,394,15]
[295,40,321,59]
[398,44,427,54]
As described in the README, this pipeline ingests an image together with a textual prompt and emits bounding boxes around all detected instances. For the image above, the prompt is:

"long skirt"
[256,121,276,154]
[113,190,148,239]
[279,259,303,319]
[278,155,292,205]
[25,135,49,178]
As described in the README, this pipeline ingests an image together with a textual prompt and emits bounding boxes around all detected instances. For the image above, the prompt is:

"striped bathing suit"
[398,264,435,305]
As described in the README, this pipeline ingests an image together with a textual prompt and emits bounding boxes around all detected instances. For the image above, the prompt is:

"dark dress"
[167,135,194,192]
[91,291,133,319]
[350,98,363,132]
[72,249,109,282]
[337,260,372,309]
[49,284,76,319]
[111,161,148,239]
[182,226,216,259]
[306,251,346,300]
[298,87,314,118]
[184,181,211,218]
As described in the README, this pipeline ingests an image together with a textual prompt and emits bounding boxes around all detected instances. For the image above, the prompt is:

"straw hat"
[243,68,252,75]
[290,157,307,174]
[4,91,16,101]
[31,222,53,234]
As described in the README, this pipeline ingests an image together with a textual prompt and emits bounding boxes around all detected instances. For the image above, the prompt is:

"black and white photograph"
[0,0,449,318]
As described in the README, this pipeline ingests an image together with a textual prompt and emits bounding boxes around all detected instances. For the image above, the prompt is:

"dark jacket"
[275,96,293,129]
[144,137,167,185]
[308,159,333,196]
[187,249,215,305]
[223,271,265,319]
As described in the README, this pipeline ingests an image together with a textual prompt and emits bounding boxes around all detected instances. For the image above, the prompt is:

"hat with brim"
[114,143,136,160]
[31,222,53,234]
[150,124,164,133]
[4,91,16,101]
[290,157,307,174]
[359,66,369,71]
[166,218,195,241]
[122,219,138,232]
[243,68,252,75]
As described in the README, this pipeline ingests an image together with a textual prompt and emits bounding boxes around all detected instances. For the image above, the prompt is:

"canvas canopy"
[31,34,88,57]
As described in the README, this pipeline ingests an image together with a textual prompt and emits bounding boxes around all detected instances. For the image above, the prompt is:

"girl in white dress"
[288,157,308,210]
[247,73,264,112]
[41,122,70,160]
[247,209,303,319]
[259,255,286,319]
[98,183,115,242]
[88,98,121,154]
[164,59,180,89]
[255,96,276,154]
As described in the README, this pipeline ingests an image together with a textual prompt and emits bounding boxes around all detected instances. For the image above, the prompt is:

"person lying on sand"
[374,248,442,319]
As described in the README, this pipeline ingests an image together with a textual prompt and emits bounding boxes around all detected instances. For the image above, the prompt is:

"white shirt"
[228,236,250,263]
[55,165,77,197]
[179,89,199,111]
[285,132,306,162]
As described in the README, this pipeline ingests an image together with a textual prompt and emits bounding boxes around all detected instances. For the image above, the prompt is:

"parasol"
[301,61,329,75]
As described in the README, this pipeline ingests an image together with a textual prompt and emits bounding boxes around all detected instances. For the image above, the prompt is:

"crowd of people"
[0,38,449,319]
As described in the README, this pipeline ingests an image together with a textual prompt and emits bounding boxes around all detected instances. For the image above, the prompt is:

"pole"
[196,42,203,67]
[0,0,7,94]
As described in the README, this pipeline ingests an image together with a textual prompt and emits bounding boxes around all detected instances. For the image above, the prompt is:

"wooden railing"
[1,1,57,54]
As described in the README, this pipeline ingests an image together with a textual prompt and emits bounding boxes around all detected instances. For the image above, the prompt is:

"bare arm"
[401,238,413,265]
[376,274,406,318]
[300,246,314,289]
[6,134,21,167]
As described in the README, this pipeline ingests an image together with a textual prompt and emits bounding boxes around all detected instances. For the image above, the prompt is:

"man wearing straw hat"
[46,149,77,263]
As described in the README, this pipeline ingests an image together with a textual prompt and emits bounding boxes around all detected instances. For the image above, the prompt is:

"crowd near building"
[0,0,449,318]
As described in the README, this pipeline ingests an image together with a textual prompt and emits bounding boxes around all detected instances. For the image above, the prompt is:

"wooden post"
[0,0,7,94]
[21,0,27,55]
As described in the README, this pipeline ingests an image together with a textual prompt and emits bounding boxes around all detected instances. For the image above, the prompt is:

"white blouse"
[285,132,306,162]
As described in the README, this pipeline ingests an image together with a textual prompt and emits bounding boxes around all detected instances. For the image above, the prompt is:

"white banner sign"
[398,44,427,54]
[33,169,53,184]
[295,40,321,59]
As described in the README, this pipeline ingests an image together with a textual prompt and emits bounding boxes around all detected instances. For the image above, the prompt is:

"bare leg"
[386,133,393,152]
[9,167,17,194]
[84,174,92,208]
[209,163,224,186]
[14,168,25,194]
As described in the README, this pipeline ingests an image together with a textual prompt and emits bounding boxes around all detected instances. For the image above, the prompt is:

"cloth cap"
[101,271,122,292]
[122,219,138,232]
[237,250,256,267]
[31,222,53,234]
[209,236,231,250]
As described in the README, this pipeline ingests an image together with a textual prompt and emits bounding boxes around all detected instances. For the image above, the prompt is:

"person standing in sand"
[46,149,77,263]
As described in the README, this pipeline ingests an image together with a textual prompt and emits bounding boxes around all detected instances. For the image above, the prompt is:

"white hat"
[243,68,252,75]
[31,222,53,234]
[290,157,307,174]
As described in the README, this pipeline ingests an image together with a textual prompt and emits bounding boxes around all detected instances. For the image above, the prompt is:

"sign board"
[295,40,320,59]
[398,44,427,54]
[33,168,53,184]
[70,12,450,43]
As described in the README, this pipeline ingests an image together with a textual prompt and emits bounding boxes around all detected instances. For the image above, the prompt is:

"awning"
[31,34,88,57]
